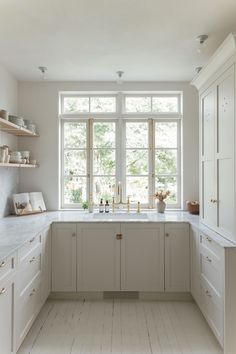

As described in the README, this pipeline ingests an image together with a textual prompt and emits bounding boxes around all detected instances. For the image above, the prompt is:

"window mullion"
[149,118,155,208]
[88,118,93,205]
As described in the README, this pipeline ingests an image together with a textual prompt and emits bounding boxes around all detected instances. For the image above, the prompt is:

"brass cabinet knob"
[0,261,6,268]
[72,232,76,237]
[0,288,6,295]
[116,234,123,240]
[165,233,169,237]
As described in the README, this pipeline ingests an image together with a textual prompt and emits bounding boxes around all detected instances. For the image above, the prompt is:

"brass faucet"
[137,201,141,213]
[112,182,131,212]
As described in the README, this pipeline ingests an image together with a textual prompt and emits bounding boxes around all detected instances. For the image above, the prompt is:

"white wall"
[0,64,18,217]
[18,81,199,210]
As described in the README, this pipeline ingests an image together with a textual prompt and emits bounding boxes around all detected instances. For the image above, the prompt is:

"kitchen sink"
[93,212,148,220]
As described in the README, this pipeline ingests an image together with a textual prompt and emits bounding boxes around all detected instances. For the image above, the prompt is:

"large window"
[60,93,182,208]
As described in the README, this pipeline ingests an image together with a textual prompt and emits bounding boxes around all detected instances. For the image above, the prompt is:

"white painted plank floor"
[17,300,223,354]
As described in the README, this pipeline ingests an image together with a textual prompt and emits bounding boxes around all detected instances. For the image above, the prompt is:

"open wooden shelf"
[0,163,37,168]
[0,117,39,137]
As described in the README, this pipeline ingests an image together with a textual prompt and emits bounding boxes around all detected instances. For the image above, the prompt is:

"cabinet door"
[0,280,13,354]
[121,223,164,291]
[40,228,51,303]
[201,87,217,228]
[52,223,76,292]
[165,223,190,292]
[216,65,235,242]
[77,223,120,291]
[190,226,201,304]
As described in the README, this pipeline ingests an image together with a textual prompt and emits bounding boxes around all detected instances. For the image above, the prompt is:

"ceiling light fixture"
[116,70,124,85]
[196,34,208,54]
[38,66,47,80]
[195,66,202,74]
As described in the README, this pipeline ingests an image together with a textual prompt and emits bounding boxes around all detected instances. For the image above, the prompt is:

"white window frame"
[59,92,182,209]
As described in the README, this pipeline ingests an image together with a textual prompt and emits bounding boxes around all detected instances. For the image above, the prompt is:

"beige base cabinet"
[121,223,164,291]
[52,223,76,292]
[40,228,51,304]
[190,226,201,305]
[77,223,120,291]
[165,223,190,292]
[0,254,15,354]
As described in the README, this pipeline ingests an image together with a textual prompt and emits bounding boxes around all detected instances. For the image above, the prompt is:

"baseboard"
[139,292,193,301]
[49,291,193,301]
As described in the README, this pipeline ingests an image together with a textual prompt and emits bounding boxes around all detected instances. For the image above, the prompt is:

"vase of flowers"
[155,190,170,213]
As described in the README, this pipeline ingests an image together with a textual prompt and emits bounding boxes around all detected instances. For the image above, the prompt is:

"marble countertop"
[0,210,234,262]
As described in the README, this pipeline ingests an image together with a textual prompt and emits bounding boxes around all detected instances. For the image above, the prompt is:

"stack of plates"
[10,151,22,164]
[24,119,37,134]
[9,115,25,128]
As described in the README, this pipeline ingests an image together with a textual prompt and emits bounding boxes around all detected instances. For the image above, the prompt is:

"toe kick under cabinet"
[51,222,190,293]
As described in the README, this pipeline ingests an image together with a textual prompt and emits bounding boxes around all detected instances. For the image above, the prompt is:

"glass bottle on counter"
[99,199,104,213]
[105,200,110,213]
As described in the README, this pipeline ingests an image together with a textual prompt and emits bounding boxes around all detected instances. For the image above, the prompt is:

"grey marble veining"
[0,210,234,262]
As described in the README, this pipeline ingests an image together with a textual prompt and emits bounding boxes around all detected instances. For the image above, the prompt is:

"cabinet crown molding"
[191,33,236,90]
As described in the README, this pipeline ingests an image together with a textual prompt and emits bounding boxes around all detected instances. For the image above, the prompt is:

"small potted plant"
[82,201,89,211]
[155,190,170,213]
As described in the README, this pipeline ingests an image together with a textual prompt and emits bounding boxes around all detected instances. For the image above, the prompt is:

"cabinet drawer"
[201,276,223,346]
[17,244,42,295]
[200,244,223,295]
[200,232,223,259]
[0,255,15,283]
[18,234,41,264]
[16,273,41,350]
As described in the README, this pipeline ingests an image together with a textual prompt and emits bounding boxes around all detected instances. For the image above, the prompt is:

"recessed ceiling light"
[116,71,124,85]
[196,34,208,54]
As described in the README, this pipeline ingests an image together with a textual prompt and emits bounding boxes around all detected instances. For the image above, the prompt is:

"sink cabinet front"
[77,223,121,291]
[121,223,165,291]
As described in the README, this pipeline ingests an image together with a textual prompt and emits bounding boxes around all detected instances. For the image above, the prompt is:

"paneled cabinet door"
[121,223,165,291]
[165,223,190,292]
[216,65,235,242]
[200,86,217,229]
[77,223,121,291]
[190,226,201,305]
[41,228,51,303]
[0,279,13,354]
[52,223,76,292]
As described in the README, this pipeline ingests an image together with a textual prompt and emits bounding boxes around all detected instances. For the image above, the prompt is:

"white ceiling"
[0,0,236,82]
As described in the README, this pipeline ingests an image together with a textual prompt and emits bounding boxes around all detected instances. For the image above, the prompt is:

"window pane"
[126,177,148,203]
[64,176,87,204]
[155,122,177,148]
[63,97,89,113]
[155,150,177,174]
[93,122,116,148]
[90,97,116,112]
[64,122,87,148]
[152,96,178,113]
[126,149,148,175]
[125,97,151,113]
[93,176,116,204]
[126,122,148,148]
[155,176,177,204]
[64,150,86,175]
[93,149,116,175]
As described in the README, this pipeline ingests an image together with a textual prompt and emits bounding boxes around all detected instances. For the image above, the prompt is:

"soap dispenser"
[105,200,110,213]
[99,199,104,213]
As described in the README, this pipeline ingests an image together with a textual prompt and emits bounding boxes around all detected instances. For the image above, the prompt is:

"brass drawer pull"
[116,234,123,240]
[29,237,35,243]
[30,289,36,296]
[29,257,36,263]
[0,288,6,295]
[0,261,6,268]
[205,290,212,298]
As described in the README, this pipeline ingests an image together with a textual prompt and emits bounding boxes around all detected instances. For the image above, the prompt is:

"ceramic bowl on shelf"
[8,115,25,127]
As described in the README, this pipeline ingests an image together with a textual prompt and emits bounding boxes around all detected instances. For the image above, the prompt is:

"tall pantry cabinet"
[192,33,236,244]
